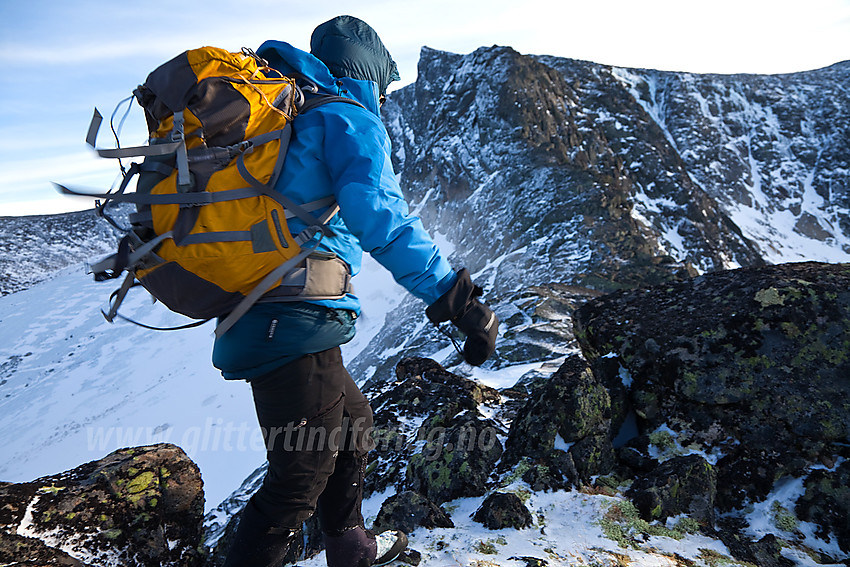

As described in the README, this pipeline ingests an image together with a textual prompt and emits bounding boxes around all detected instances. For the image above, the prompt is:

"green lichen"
[771,501,799,532]
[699,328,728,340]
[780,322,801,339]
[680,371,699,395]
[125,470,157,505]
[501,458,533,486]
[103,528,123,540]
[598,500,687,549]
[365,460,378,476]
[791,327,850,366]
[510,487,533,504]
[126,471,156,494]
[755,287,785,307]
[648,430,675,451]
[672,516,702,536]
[474,539,499,554]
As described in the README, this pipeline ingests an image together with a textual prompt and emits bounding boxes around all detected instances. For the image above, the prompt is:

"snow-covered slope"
[0,251,403,511]
[0,264,257,509]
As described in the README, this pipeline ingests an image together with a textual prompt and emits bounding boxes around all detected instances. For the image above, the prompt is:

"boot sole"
[372,531,408,566]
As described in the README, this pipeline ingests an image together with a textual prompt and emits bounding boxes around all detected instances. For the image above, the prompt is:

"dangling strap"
[101,276,211,331]
[102,272,136,323]
[86,108,183,158]
[89,230,173,280]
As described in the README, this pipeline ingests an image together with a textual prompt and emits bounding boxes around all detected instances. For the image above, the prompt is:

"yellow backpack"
[57,47,361,337]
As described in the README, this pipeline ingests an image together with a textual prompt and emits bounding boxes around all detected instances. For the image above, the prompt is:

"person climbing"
[216,15,499,567]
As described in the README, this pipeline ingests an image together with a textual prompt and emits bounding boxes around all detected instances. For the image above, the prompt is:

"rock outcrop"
[0,444,204,567]
[572,261,850,555]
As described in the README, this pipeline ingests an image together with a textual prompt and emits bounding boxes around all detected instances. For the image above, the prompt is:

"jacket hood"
[256,40,383,116]
[309,15,399,96]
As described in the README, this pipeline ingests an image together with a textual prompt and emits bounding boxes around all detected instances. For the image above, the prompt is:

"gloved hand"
[426,268,498,366]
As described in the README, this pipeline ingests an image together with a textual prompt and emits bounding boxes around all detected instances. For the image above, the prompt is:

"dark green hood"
[310,15,400,95]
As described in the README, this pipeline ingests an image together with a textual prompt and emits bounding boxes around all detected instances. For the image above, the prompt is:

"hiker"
[215,16,498,567]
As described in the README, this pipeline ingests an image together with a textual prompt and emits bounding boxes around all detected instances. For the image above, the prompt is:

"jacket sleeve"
[319,106,457,305]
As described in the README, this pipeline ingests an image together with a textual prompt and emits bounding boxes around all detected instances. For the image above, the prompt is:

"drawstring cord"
[435,323,464,357]
[110,95,135,177]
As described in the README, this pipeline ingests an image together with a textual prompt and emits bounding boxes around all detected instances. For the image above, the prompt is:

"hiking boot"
[324,526,408,566]
[324,526,377,567]
[372,530,408,566]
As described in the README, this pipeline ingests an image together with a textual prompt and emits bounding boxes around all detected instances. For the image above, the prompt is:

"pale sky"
[1,0,849,216]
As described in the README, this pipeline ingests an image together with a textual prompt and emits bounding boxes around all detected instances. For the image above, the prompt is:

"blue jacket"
[212,41,457,379]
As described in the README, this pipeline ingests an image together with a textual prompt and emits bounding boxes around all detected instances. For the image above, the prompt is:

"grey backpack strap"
[214,241,320,338]
[86,108,183,158]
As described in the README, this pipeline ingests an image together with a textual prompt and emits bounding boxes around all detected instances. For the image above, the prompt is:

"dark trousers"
[247,347,374,535]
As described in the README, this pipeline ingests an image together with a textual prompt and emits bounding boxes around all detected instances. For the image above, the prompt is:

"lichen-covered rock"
[795,461,850,553]
[472,492,533,530]
[370,358,501,425]
[0,530,92,566]
[508,557,549,567]
[406,408,503,504]
[363,357,502,500]
[626,454,716,525]
[372,491,454,534]
[515,451,579,492]
[575,261,850,509]
[0,443,204,567]
[502,355,615,486]
[713,523,795,567]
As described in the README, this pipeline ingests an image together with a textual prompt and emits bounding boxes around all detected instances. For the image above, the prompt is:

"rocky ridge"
[2,262,848,565]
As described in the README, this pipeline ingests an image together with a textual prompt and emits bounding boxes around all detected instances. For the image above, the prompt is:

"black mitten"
[426,269,498,366]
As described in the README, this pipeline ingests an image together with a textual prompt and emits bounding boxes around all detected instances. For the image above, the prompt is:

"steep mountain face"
[602,60,850,262]
[350,46,849,382]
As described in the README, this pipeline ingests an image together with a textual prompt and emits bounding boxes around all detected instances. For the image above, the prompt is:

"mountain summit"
[349,46,849,380]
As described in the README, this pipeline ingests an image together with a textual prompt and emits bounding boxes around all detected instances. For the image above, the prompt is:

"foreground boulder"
[372,491,454,534]
[364,357,503,502]
[0,444,204,567]
[502,355,614,488]
[626,454,716,526]
[472,492,533,530]
[574,261,850,551]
